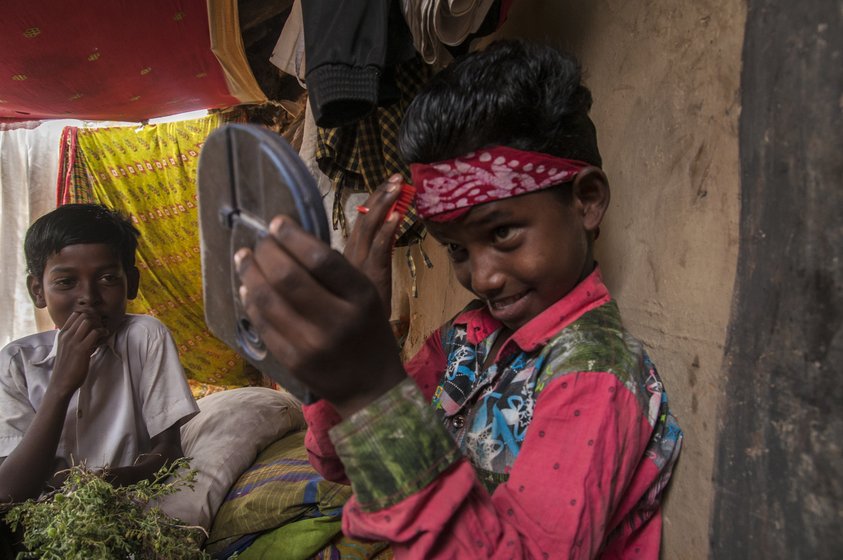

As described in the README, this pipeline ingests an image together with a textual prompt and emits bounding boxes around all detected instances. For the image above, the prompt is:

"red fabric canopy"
[0,0,263,122]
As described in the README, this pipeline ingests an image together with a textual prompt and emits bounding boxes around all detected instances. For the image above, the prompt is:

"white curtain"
[0,121,73,345]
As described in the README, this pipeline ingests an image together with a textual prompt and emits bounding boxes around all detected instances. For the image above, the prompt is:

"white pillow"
[155,387,305,539]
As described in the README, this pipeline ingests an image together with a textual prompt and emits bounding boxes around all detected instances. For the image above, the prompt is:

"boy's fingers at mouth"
[80,328,103,353]
[73,314,94,334]
[75,312,106,333]
[60,311,84,334]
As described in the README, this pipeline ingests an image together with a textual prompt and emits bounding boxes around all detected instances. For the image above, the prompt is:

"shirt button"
[77,409,83,419]
[452,415,465,429]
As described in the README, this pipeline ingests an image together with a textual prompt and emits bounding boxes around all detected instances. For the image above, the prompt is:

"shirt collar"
[32,330,61,367]
[453,266,612,357]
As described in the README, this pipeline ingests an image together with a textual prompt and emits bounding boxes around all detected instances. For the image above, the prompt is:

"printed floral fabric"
[57,127,93,205]
[75,115,261,389]
[305,268,683,558]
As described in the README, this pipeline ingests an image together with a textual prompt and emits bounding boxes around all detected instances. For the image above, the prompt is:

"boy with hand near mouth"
[236,40,683,558]
[0,204,198,504]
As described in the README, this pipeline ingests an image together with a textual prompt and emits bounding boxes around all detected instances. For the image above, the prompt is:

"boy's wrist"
[42,381,77,406]
[330,365,407,419]
[329,378,461,511]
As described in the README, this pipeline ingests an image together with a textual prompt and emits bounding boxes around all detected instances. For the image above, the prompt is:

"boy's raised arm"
[292,178,403,481]
[0,311,102,503]
[341,175,405,310]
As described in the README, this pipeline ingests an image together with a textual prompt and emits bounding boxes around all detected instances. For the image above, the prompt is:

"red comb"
[388,183,416,223]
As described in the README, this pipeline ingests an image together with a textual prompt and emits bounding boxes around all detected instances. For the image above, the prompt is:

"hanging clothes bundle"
[400,0,516,65]
[269,0,516,278]
[300,0,417,128]
[315,57,433,245]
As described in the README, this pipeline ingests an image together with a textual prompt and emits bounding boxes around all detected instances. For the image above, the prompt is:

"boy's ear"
[572,167,610,233]
[27,275,47,309]
[126,266,140,300]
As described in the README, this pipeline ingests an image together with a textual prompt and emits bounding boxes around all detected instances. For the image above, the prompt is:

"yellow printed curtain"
[75,115,260,392]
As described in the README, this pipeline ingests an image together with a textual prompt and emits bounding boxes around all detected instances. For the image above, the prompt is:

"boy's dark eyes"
[51,273,122,287]
[445,242,468,262]
[493,226,513,241]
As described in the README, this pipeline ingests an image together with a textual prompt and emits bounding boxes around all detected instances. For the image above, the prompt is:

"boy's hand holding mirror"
[235,216,406,418]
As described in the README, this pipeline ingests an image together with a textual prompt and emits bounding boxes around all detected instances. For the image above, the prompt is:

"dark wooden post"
[711,1,843,557]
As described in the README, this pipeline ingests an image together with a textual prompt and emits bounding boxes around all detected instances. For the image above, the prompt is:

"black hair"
[24,204,140,279]
[399,39,601,167]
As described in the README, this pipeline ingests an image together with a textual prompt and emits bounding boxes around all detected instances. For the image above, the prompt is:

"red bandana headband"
[410,146,592,221]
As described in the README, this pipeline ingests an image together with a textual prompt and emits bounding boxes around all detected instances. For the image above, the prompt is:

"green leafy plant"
[4,458,209,560]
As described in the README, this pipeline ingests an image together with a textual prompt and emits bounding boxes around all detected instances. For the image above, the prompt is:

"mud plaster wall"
[391,1,745,558]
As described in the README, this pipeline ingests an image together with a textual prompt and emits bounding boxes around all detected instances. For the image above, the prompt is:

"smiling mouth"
[488,290,529,310]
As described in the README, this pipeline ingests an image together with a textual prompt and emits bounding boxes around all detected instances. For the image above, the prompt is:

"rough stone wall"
[392,2,745,558]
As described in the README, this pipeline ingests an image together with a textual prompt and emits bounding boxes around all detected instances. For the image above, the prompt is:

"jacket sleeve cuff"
[306,64,380,127]
[329,378,461,511]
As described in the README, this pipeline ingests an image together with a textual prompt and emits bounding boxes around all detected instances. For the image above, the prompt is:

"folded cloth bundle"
[400,0,496,64]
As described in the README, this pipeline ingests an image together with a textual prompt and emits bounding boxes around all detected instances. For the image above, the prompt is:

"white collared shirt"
[0,314,198,469]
